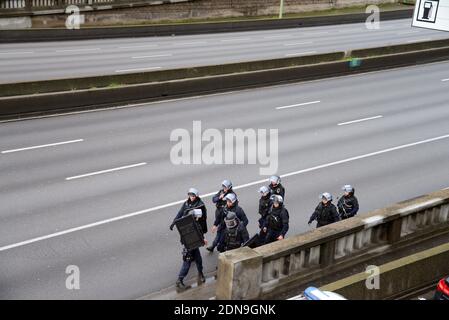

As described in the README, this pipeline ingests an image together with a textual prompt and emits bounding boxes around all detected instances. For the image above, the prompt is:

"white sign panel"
[412,0,449,31]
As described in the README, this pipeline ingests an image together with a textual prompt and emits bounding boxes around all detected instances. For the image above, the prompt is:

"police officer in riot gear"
[169,188,208,289]
[212,180,236,209]
[208,180,237,252]
[337,185,359,220]
[207,193,248,253]
[268,175,285,200]
[173,209,207,289]
[170,187,207,233]
[308,192,340,228]
[262,195,289,244]
[258,185,273,238]
[217,212,250,252]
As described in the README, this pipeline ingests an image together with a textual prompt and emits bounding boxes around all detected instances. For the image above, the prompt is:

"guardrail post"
[387,218,402,244]
[216,247,263,300]
[319,240,335,267]
[25,0,32,11]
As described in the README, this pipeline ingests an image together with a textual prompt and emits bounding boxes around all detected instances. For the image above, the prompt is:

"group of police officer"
[169,176,359,289]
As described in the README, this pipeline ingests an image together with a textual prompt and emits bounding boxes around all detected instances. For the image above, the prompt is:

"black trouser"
[211,225,224,249]
[264,229,282,244]
[178,248,203,280]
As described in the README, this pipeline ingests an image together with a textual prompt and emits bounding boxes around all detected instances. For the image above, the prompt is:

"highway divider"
[1,38,449,119]
[0,9,413,43]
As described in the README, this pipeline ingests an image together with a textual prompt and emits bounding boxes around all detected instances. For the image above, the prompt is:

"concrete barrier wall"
[216,189,449,299]
[3,38,449,98]
[2,41,449,119]
[0,9,413,41]
[320,241,449,299]
[0,52,345,97]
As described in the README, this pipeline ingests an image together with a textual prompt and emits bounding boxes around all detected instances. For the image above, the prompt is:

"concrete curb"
[0,9,413,43]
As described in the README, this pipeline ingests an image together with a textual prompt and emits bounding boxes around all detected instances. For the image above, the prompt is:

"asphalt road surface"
[0,61,449,299]
[0,18,448,84]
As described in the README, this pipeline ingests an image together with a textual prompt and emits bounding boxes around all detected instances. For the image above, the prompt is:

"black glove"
[169,223,175,231]
[308,220,312,225]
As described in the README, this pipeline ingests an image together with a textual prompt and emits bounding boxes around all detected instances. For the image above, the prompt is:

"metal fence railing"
[1,0,117,10]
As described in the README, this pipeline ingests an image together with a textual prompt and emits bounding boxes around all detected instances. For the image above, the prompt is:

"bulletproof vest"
[216,190,236,208]
[267,210,283,231]
[225,227,241,250]
[215,190,227,208]
[270,184,283,196]
[318,205,332,225]
[342,196,354,211]
[259,196,271,217]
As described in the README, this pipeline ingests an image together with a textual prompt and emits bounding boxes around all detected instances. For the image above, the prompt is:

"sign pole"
[279,0,284,19]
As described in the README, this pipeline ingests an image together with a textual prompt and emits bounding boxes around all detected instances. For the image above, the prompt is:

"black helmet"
[224,212,238,229]
[271,194,284,205]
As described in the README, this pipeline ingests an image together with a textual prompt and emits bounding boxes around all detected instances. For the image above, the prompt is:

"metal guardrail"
[216,189,449,299]
[0,0,115,10]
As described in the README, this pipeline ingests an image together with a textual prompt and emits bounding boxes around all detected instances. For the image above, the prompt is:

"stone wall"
[30,0,398,27]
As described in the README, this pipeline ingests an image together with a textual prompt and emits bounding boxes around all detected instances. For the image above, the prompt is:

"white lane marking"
[308,32,329,36]
[285,51,317,57]
[220,38,251,42]
[276,100,320,110]
[118,44,158,49]
[1,139,83,154]
[1,133,449,252]
[132,54,172,59]
[115,66,161,73]
[173,41,207,46]
[263,35,291,39]
[66,162,147,181]
[406,38,432,43]
[279,134,449,179]
[441,78,449,82]
[338,115,383,126]
[284,42,313,46]
[396,30,420,35]
[0,51,34,55]
[56,48,101,53]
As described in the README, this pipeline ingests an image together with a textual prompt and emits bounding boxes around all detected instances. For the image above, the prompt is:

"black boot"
[197,272,206,285]
[176,279,186,290]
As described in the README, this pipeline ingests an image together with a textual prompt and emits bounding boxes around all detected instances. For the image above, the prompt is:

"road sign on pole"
[412,0,449,31]
[279,0,284,19]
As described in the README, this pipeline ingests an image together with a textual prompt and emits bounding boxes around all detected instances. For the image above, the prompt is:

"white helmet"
[222,180,233,189]
[342,185,354,193]
[259,186,270,195]
[321,192,332,201]
[224,193,237,203]
[269,175,281,185]
[188,188,199,197]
